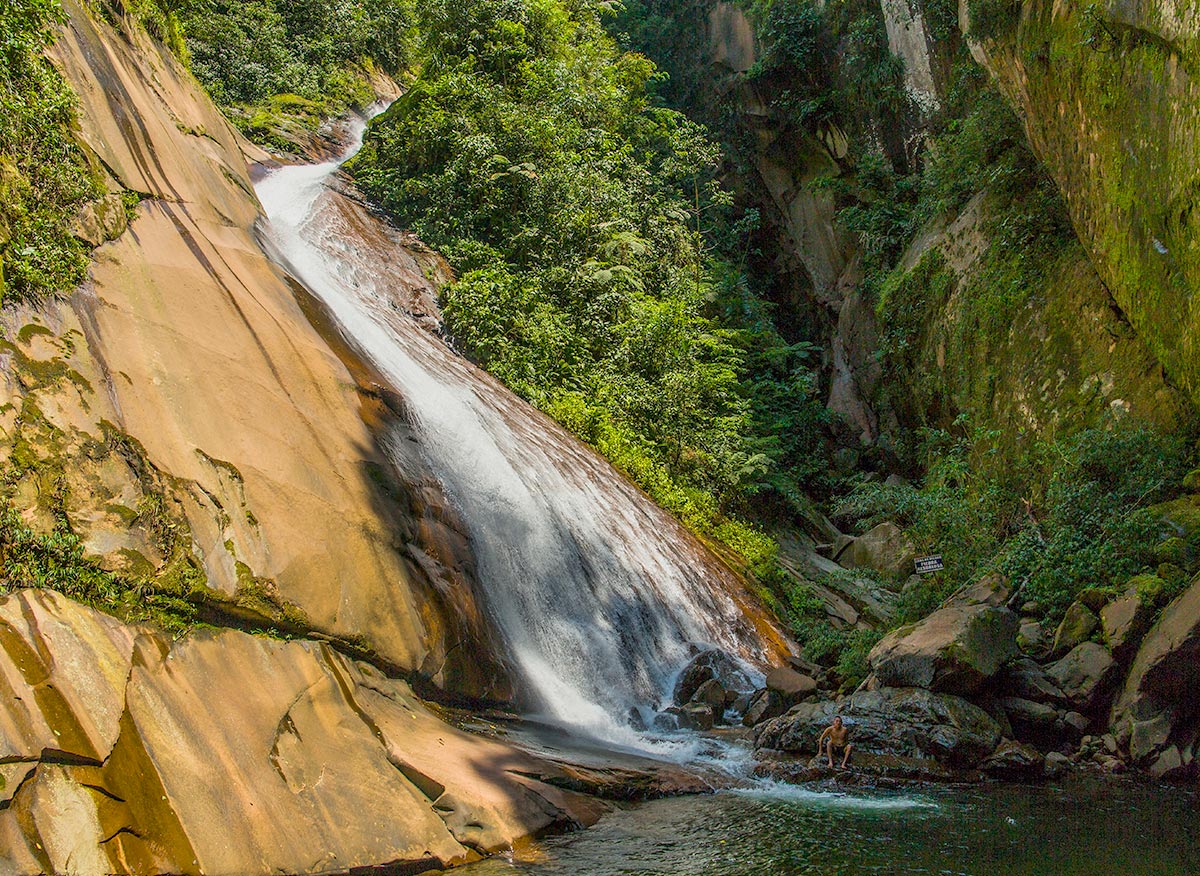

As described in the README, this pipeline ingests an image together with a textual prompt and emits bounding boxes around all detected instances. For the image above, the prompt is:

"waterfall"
[254,114,772,750]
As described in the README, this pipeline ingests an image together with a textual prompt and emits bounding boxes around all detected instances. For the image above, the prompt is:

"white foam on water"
[254,111,769,754]
[730,782,941,811]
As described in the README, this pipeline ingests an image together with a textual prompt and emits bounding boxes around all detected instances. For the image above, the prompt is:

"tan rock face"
[0,590,594,875]
[28,1,507,694]
[0,589,138,764]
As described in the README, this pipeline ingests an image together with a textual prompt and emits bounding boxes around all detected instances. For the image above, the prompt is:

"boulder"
[1051,602,1099,658]
[867,599,1019,695]
[1076,588,1114,613]
[975,695,1014,739]
[1062,711,1089,737]
[672,649,753,707]
[785,654,823,677]
[997,658,1065,705]
[765,667,818,704]
[741,689,787,727]
[1046,642,1119,714]
[1147,746,1193,780]
[627,707,648,731]
[690,678,728,711]
[679,703,716,731]
[980,740,1045,778]
[1100,588,1155,663]
[1017,620,1048,656]
[945,572,1012,608]
[651,711,680,732]
[1043,751,1070,778]
[754,687,1002,769]
[1110,577,1200,767]
[838,521,916,578]
[1128,711,1173,762]
[998,697,1060,748]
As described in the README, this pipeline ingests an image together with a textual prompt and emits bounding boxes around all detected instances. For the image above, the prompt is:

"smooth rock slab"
[0,589,140,764]
[0,592,600,876]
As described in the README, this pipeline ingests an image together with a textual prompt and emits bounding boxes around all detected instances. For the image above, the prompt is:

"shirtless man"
[817,715,853,768]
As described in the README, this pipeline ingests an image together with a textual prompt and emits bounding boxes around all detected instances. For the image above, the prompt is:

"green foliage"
[0,0,103,304]
[744,0,912,145]
[0,506,117,599]
[170,0,417,144]
[835,420,1195,625]
[105,0,190,58]
[966,0,1022,42]
[351,0,827,562]
[0,505,201,631]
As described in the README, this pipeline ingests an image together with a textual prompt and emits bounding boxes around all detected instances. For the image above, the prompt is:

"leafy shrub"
[0,0,103,304]
[835,420,1194,625]
[168,0,417,142]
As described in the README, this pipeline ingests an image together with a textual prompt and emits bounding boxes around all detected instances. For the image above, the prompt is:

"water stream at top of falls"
[254,113,772,754]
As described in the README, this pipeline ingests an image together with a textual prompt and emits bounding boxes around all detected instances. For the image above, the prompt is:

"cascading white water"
[255,114,771,749]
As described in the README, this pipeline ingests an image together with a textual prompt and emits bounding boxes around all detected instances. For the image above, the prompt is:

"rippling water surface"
[458,778,1200,876]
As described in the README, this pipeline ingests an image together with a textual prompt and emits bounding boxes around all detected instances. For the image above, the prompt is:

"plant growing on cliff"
[156,0,418,148]
[0,0,103,304]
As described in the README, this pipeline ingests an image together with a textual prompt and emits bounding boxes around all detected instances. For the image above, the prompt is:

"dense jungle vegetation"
[616,0,1199,681]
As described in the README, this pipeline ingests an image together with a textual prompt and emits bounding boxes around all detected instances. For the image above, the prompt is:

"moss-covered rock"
[964,0,1200,410]
[877,196,1190,447]
[1051,601,1099,657]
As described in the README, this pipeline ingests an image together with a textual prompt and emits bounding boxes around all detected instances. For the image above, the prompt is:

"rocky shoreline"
[665,569,1200,787]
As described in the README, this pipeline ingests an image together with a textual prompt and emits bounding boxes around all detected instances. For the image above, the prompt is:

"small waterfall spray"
[255,114,772,750]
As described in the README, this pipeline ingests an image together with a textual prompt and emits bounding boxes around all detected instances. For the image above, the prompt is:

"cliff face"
[10,1,509,698]
[0,589,603,874]
[695,0,1194,451]
[964,0,1200,408]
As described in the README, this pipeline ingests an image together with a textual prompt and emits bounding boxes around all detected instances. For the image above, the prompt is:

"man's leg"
[825,738,833,767]
[841,742,852,768]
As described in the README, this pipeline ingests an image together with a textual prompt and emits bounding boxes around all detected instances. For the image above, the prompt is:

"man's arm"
[817,726,832,743]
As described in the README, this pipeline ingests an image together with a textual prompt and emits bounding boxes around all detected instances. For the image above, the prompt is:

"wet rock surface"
[673,649,755,707]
